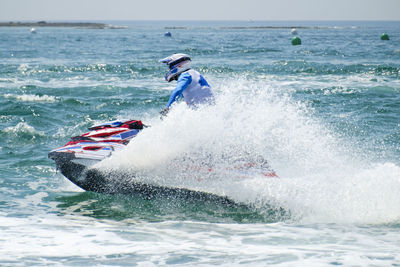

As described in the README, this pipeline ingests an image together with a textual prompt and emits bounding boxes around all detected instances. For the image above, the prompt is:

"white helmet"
[160,53,191,82]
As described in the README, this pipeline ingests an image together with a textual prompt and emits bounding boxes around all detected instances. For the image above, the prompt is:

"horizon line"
[1,19,400,22]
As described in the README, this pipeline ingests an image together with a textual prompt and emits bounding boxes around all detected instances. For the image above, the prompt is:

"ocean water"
[1,20,400,266]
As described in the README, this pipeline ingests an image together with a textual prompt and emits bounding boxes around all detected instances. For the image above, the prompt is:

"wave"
[4,93,58,103]
[288,162,400,224]
[2,122,45,138]
[0,63,158,75]
[95,77,400,224]
[267,61,400,77]
[2,61,399,81]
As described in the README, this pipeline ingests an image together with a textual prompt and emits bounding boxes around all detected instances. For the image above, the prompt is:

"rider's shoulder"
[178,71,193,81]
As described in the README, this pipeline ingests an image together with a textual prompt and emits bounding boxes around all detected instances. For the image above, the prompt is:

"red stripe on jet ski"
[83,129,126,138]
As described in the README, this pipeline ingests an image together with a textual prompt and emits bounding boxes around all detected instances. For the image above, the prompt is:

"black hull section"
[49,152,236,205]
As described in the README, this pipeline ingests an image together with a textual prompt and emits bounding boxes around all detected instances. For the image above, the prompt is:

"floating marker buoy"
[381,33,389,40]
[164,31,172,37]
[291,28,298,35]
[291,36,301,45]
[30,28,37,34]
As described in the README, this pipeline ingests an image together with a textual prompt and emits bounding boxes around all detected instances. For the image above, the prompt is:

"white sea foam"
[99,77,400,224]
[4,93,58,103]
[0,76,162,90]
[0,215,399,266]
[3,122,45,137]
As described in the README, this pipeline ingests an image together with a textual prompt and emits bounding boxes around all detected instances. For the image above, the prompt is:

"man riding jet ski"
[159,53,215,116]
[48,54,277,198]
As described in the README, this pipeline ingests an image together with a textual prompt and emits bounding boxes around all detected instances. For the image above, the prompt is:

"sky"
[0,0,399,21]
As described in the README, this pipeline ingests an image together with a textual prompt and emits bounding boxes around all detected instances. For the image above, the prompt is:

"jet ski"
[48,119,239,203]
[49,119,277,202]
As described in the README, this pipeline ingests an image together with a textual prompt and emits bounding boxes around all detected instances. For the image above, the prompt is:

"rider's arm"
[166,72,192,108]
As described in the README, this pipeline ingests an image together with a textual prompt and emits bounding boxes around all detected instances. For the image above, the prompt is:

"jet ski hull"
[49,150,236,204]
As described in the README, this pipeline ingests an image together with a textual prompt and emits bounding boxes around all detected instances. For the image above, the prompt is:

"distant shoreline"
[165,26,317,30]
[0,21,317,30]
[0,21,126,29]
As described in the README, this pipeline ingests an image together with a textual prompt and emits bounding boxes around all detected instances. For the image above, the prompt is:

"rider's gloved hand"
[160,108,169,117]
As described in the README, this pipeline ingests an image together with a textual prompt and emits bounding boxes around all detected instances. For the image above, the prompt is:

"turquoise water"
[1,21,400,266]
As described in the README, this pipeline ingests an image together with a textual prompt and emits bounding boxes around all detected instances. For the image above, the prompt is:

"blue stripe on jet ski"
[57,146,82,151]
[115,130,139,139]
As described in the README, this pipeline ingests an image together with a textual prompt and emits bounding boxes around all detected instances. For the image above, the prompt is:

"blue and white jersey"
[166,69,214,108]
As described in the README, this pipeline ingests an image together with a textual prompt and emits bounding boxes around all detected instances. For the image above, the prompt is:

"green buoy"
[381,33,390,40]
[291,36,301,46]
